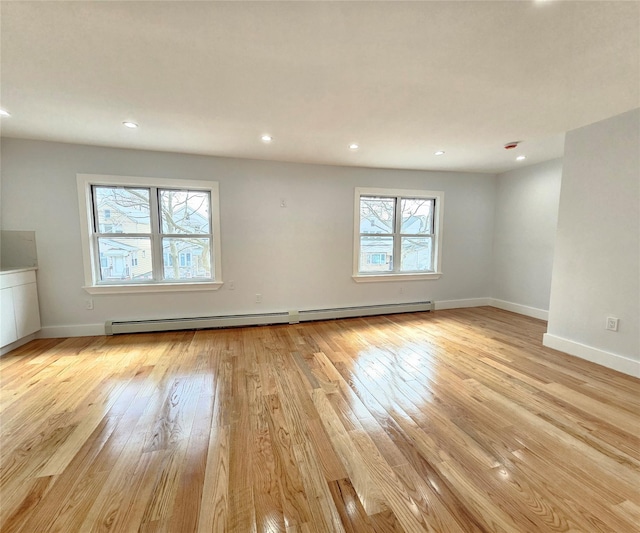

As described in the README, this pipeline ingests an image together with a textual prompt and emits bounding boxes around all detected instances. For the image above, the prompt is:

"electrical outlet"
[227,281,235,290]
[85,299,94,310]
[606,317,619,331]
[255,293,262,303]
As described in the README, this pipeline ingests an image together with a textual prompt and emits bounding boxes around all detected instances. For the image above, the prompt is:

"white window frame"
[77,174,223,294]
[353,187,444,282]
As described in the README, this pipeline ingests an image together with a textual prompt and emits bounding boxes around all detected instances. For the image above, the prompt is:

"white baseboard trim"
[543,333,640,378]
[489,299,549,321]
[1,334,37,356]
[434,298,491,310]
[38,324,105,338]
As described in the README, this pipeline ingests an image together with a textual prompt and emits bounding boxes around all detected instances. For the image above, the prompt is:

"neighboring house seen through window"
[353,187,443,281]
[77,174,223,294]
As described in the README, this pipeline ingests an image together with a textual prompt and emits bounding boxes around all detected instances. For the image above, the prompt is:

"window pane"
[401,198,433,234]
[160,190,210,234]
[359,236,393,272]
[162,238,212,280]
[97,237,152,281]
[94,187,151,233]
[360,197,395,234]
[400,237,433,272]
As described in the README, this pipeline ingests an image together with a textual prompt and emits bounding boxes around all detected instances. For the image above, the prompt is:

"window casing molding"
[77,174,223,294]
[353,187,444,282]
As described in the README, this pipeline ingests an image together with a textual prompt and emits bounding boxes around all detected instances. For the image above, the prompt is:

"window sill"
[352,273,442,283]
[83,281,223,295]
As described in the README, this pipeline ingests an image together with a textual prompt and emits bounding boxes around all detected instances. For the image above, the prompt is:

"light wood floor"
[1,307,639,532]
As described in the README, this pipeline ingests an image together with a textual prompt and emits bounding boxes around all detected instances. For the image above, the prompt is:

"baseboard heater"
[105,301,433,335]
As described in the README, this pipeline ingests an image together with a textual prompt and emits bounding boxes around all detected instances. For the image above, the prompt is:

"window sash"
[90,184,215,284]
[354,188,443,280]
[358,194,436,274]
[159,188,211,235]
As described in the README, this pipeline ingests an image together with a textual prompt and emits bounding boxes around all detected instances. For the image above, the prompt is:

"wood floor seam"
[1,308,638,532]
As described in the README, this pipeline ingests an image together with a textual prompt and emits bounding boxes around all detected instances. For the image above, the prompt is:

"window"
[367,253,387,265]
[353,187,443,281]
[77,174,223,294]
[179,252,191,267]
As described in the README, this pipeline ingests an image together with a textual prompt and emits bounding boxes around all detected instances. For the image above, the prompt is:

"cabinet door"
[14,283,41,338]
[1,288,18,346]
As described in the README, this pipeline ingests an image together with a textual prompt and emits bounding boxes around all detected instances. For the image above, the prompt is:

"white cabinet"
[0,288,17,346]
[0,269,41,348]
[14,282,41,339]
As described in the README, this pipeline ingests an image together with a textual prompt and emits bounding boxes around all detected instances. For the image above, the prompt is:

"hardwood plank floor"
[1,307,639,532]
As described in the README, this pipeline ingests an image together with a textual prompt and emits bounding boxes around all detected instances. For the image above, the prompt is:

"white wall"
[545,108,640,376]
[0,138,496,335]
[491,159,562,319]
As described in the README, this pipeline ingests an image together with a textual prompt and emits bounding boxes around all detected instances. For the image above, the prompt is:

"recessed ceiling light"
[261,134,273,143]
[516,155,527,161]
[0,109,11,117]
[349,143,359,151]
[434,150,445,156]
[122,121,138,128]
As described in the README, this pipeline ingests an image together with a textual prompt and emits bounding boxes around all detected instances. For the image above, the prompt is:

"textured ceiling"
[1,1,638,173]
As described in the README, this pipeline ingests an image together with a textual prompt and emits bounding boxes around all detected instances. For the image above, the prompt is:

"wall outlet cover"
[606,317,619,331]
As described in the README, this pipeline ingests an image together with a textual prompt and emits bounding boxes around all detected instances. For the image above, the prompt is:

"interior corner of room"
[1,108,638,376]
[1,3,639,530]
[0,0,638,377]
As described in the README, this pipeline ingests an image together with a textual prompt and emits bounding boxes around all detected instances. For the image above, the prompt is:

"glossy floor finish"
[1,307,639,532]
